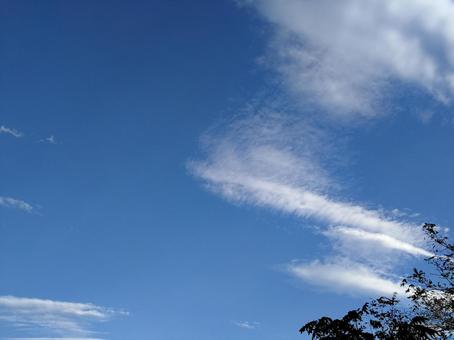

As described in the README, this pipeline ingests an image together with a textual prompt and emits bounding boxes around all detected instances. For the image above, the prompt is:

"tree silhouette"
[300,224,454,339]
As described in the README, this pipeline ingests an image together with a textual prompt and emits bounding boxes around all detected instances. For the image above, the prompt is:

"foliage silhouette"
[300,224,454,339]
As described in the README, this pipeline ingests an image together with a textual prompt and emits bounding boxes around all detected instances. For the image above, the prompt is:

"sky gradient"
[1,1,454,339]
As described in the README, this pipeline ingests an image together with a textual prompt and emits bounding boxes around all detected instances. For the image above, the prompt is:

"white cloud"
[191,112,335,195]
[288,260,404,296]
[246,0,454,116]
[0,296,127,338]
[39,135,57,144]
[0,126,24,138]
[46,136,56,144]
[0,197,34,213]
[190,114,427,251]
[195,167,419,241]
[233,321,260,329]
[190,113,430,295]
[325,226,433,257]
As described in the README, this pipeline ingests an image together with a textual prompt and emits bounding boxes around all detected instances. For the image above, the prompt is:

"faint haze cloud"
[418,111,434,124]
[38,135,58,144]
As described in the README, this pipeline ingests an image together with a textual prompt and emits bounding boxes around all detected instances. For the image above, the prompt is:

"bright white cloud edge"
[288,260,405,297]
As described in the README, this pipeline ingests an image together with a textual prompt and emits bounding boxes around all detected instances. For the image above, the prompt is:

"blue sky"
[1,1,454,339]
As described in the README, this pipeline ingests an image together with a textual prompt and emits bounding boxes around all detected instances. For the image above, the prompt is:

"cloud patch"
[233,321,260,330]
[324,226,432,258]
[288,260,404,297]
[246,0,454,116]
[39,135,57,145]
[0,197,34,213]
[0,126,24,138]
[190,112,430,296]
[0,296,127,339]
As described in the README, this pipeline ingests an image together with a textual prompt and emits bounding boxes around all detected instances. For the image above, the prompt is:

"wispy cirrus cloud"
[0,126,24,138]
[233,320,260,330]
[190,112,430,296]
[244,0,454,116]
[0,296,127,339]
[39,135,57,145]
[0,197,34,213]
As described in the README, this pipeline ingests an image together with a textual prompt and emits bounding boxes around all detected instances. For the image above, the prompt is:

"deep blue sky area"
[0,1,453,340]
